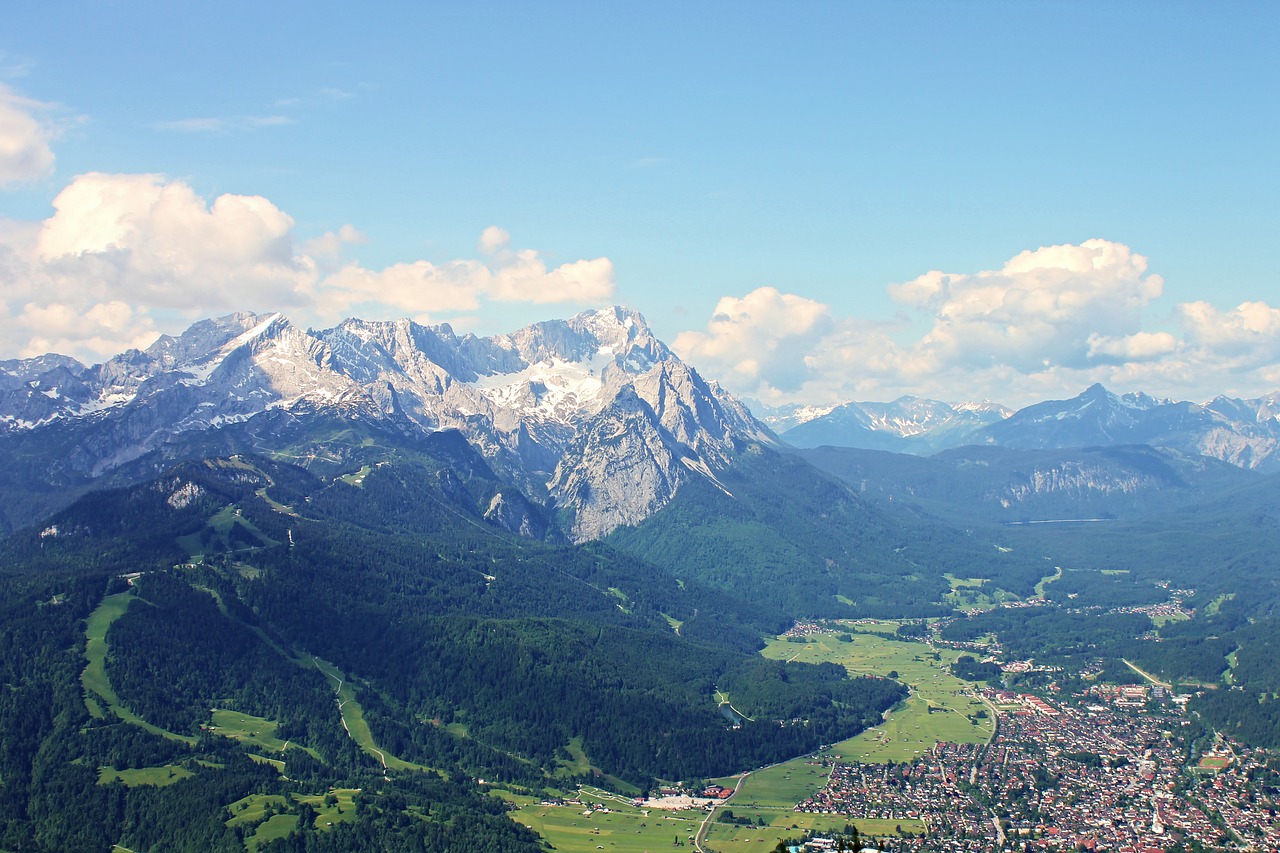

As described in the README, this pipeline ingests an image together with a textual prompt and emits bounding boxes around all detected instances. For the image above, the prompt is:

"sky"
[1,1,1278,409]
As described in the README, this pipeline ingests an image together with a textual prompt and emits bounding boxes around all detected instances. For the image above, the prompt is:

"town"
[794,686,1280,851]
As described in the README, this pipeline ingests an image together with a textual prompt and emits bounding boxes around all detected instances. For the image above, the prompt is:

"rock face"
[0,307,775,539]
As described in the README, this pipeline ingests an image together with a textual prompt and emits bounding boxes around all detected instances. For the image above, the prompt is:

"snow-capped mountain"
[747,400,839,434]
[0,308,775,539]
[773,383,1280,472]
[974,383,1280,471]
[779,396,1013,453]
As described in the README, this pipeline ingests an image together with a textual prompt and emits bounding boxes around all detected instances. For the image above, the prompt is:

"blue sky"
[1,1,1278,407]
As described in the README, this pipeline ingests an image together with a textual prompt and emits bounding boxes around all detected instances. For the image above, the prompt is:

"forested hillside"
[0,447,904,850]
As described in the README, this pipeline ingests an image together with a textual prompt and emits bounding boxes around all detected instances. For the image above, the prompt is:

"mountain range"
[6,307,1280,542]
[0,308,769,538]
[4,306,1280,851]
[769,383,1280,471]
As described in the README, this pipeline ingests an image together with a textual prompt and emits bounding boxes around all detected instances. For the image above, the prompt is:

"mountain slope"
[797,443,1258,524]
[0,450,906,849]
[606,445,1047,617]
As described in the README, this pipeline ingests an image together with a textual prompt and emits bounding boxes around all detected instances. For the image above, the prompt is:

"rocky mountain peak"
[0,306,774,539]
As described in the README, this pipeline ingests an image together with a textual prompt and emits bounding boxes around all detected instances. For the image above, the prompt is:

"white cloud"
[891,239,1164,371]
[1178,300,1280,361]
[315,249,615,320]
[302,224,367,264]
[673,287,836,394]
[478,225,510,255]
[468,224,616,306]
[33,172,312,311]
[678,241,1280,408]
[317,260,487,318]
[1086,331,1179,363]
[0,83,57,187]
[1,173,615,361]
[487,251,614,304]
[17,300,160,360]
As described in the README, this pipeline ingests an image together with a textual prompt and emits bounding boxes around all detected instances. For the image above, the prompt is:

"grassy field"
[227,794,291,829]
[339,465,373,487]
[295,787,360,828]
[226,788,360,851]
[307,655,434,774]
[761,629,994,764]
[178,503,281,559]
[81,590,196,744]
[255,486,297,516]
[944,573,1019,611]
[717,761,832,810]
[98,764,193,787]
[247,814,299,852]
[1034,567,1063,598]
[506,791,707,853]
[702,812,925,852]
[505,783,926,853]
[553,736,592,779]
[209,708,321,761]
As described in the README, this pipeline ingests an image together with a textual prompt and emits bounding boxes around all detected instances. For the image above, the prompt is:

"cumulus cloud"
[891,239,1164,371]
[314,248,615,320]
[1086,331,1179,363]
[468,223,615,305]
[16,300,160,360]
[33,172,312,310]
[0,83,57,187]
[317,260,488,318]
[0,175,615,361]
[673,287,839,395]
[678,240,1280,408]
[1178,300,1280,361]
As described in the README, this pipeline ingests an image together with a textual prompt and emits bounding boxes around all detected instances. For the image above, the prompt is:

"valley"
[0,310,1278,852]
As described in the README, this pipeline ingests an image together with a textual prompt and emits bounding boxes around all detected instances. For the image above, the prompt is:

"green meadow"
[209,708,321,761]
[761,627,994,764]
[945,573,1019,611]
[505,791,706,853]
[523,625,982,852]
[307,655,434,774]
[98,764,193,787]
[81,590,196,744]
[702,813,925,852]
[226,788,360,852]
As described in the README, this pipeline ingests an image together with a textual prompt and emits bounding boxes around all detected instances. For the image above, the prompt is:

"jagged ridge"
[0,307,776,539]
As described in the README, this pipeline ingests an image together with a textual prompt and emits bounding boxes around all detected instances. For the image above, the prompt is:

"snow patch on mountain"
[0,306,777,540]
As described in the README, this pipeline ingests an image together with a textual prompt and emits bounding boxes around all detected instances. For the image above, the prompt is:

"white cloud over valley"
[675,240,1280,408]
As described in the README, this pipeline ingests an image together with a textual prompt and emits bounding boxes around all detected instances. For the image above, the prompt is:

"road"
[693,771,751,852]
[1122,658,1172,689]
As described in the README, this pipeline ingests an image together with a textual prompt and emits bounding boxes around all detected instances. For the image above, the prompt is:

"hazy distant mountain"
[797,442,1257,524]
[778,396,1012,453]
[974,383,1280,471]
[0,308,774,537]
[771,383,1280,472]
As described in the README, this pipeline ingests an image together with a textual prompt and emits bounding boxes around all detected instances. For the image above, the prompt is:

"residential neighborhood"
[795,688,1280,851]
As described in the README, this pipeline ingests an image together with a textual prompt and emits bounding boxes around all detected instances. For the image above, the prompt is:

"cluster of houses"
[795,688,1278,851]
